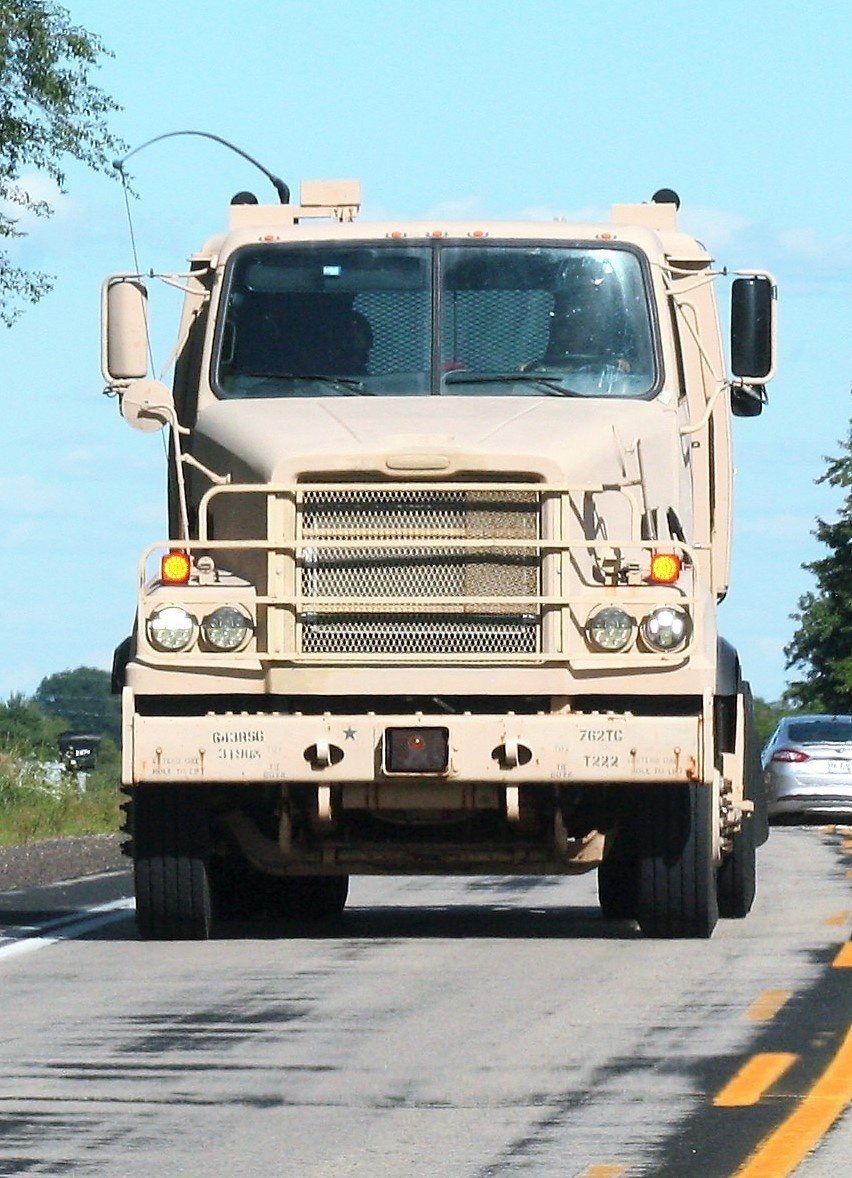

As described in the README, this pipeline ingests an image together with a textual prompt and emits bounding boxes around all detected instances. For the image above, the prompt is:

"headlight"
[147,605,196,652]
[585,606,635,652]
[201,605,253,651]
[640,606,692,652]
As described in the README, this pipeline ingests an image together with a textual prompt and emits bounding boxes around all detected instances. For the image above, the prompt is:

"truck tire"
[636,783,718,939]
[715,679,759,917]
[132,785,213,941]
[716,812,756,918]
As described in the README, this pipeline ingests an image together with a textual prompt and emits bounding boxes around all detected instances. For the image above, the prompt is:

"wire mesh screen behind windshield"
[215,241,656,398]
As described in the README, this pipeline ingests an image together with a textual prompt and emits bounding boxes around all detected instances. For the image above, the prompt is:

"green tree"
[752,695,790,748]
[0,1,123,324]
[785,423,852,712]
[33,666,120,744]
[0,691,65,755]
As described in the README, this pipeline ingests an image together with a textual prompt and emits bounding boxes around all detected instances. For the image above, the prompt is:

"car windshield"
[787,719,852,744]
[214,241,658,399]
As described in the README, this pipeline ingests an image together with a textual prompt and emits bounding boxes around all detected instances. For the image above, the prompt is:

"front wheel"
[636,783,718,939]
[132,785,213,941]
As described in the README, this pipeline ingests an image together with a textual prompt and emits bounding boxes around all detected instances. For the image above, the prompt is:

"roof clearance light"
[650,552,682,584]
[162,550,192,584]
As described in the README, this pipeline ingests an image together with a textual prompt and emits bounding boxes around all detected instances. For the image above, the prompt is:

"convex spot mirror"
[120,379,174,433]
[102,276,150,382]
[731,275,775,380]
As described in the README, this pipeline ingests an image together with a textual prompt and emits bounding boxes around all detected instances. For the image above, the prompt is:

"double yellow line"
[731,1025,852,1176]
[718,941,852,1177]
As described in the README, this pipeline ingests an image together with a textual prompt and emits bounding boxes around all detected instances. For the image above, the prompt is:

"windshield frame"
[211,238,663,402]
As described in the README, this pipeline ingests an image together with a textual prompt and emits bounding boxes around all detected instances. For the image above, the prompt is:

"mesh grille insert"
[298,487,540,655]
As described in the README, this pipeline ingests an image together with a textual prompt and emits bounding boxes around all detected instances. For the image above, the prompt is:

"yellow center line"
[746,990,792,1021]
[583,1168,629,1177]
[833,942,852,968]
[824,911,850,927]
[714,1053,799,1107]
[733,1023,852,1177]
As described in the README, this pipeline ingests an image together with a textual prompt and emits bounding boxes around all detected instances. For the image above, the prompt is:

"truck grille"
[298,487,540,655]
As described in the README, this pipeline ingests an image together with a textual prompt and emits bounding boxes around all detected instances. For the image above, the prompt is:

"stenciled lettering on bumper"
[129,712,701,785]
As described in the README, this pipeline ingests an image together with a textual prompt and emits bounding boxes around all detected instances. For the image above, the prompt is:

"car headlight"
[585,606,636,652]
[147,605,197,652]
[201,605,253,651]
[640,606,692,652]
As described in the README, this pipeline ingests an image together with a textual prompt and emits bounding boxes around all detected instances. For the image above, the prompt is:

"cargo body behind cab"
[103,180,775,939]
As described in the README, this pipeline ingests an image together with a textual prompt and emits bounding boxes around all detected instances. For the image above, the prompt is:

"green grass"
[0,749,122,847]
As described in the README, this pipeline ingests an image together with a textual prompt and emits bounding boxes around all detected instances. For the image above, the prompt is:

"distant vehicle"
[58,732,101,772]
[763,715,852,822]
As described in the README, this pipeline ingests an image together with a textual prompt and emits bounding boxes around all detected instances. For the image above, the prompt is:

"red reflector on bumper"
[385,727,449,773]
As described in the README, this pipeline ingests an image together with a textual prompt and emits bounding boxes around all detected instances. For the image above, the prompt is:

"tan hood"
[192,395,682,493]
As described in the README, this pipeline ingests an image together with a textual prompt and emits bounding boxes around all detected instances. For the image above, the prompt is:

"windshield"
[214,242,658,399]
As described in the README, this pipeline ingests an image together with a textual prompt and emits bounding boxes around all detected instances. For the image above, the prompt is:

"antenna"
[113,130,290,203]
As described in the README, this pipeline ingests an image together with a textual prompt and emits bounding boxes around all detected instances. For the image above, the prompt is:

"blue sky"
[1,0,850,703]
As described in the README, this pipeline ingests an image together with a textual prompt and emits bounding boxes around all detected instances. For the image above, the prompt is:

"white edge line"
[0,899,135,962]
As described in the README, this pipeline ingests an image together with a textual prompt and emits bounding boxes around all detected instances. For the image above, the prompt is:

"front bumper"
[124,693,702,789]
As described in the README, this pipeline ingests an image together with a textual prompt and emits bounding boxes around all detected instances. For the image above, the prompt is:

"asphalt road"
[0,825,850,1177]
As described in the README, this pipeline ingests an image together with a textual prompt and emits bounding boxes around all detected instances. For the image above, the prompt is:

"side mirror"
[120,379,175,433]
[102,276,150,382]
[730,383,766,418]
[731,275,776,381]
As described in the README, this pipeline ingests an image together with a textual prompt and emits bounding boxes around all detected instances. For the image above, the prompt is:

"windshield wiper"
[245,372,373,396]
[442,371,580,397]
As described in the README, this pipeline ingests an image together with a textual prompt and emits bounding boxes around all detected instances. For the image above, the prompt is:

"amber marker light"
[161,550,192,584]
[650,552,682,584]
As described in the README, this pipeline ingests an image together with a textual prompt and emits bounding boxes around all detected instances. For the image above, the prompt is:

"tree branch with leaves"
[0,0,123,325]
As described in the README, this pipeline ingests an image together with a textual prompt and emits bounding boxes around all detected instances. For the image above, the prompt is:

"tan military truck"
[102,178,775,940]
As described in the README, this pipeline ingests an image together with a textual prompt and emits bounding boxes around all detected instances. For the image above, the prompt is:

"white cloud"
[0,520,39,547]
[681,207,752,250]
[0,476,61,514]
[424,195,486,219]
[777,226,852,266]
[736,513,817,541]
